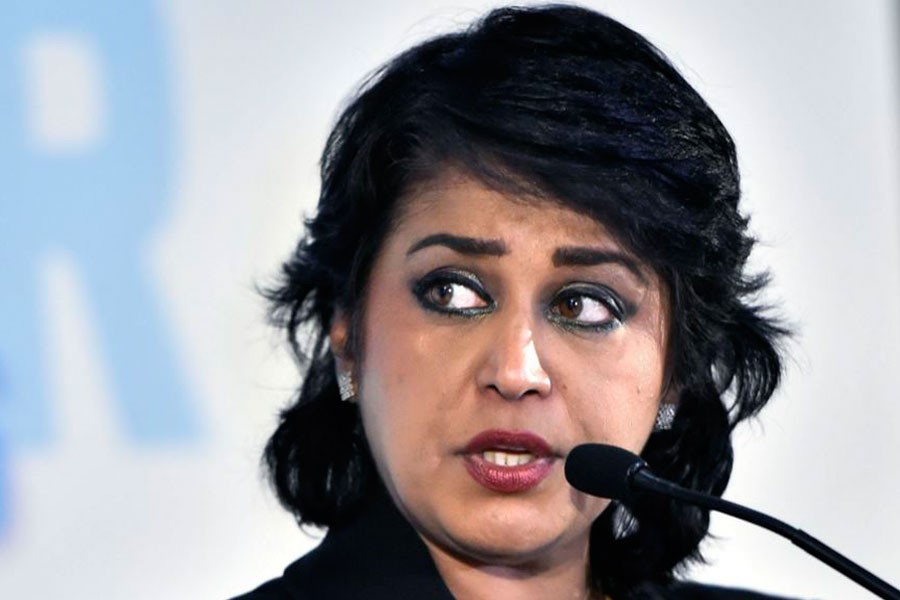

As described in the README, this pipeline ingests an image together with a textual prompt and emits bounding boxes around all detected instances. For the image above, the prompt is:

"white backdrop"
[0,1,897,598]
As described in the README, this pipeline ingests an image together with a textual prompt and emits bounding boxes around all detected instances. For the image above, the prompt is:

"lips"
[462,429,556,493]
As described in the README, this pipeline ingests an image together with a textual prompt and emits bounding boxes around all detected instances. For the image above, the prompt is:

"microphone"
[565,443,900,600]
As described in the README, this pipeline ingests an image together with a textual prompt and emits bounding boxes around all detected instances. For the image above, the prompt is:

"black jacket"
[231,494,798,600]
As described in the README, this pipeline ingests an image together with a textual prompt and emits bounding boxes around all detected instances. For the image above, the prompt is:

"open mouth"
[462,429,556,493]
[463,429,553,458]
[480,450,536,467]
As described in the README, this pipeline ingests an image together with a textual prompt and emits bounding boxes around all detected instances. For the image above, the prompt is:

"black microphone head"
[565,443,646,503]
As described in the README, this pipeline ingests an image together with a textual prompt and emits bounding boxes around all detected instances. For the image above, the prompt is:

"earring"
[654,403,676,431]
[336,368,356,402]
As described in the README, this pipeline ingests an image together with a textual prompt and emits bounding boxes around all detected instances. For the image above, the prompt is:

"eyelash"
[411,269,495,317]
[547,283,626,332]
[411,270,628,332]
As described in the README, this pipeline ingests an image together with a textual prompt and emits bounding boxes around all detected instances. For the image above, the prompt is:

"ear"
[659,383,680,407]
[329,311,354,371]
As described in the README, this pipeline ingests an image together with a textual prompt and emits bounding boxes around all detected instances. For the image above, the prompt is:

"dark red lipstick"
[462,429,556,493]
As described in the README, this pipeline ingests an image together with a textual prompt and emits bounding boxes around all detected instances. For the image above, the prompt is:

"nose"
[476,316,552,400]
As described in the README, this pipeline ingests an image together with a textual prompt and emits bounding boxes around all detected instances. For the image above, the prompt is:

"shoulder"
[665,581,805,599]
[228,576,296,600]
[227,540,332,600]
[226,491,454,600]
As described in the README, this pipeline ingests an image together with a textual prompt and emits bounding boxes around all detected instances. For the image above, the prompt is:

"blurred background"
[0,1,898,598]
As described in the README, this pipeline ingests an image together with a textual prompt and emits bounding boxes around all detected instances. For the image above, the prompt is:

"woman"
[236,5,786,599]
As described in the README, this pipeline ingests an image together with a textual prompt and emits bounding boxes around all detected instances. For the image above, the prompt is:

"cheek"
[357,298,455,478]
[564,330,665,448]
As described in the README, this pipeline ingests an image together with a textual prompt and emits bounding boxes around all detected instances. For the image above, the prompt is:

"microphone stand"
[631,469,900,600]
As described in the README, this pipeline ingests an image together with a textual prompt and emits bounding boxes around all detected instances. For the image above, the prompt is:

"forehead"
[392,170,627,252]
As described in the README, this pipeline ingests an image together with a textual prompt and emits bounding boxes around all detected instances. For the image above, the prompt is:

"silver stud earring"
[336,368,356,402]
[654,403,676,431]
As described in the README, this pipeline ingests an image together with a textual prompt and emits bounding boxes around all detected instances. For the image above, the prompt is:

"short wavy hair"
[264,4,785,597]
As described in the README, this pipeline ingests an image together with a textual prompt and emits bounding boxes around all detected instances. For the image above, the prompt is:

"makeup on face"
[461,429,558,493]
[353,169,668,570]
[406,232,646,335]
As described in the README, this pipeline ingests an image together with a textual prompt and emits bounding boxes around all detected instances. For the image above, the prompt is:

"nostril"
[476,321,552,400]
[485,353,552,400]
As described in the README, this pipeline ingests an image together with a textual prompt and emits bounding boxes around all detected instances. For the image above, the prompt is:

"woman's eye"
[413,271,493,316]
[549,287,624,330]
[425,282,488,310]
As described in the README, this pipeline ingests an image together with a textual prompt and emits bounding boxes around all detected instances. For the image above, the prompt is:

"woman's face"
[335,170,669,569]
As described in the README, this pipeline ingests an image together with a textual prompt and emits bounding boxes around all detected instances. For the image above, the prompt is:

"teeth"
[482,450,536,466]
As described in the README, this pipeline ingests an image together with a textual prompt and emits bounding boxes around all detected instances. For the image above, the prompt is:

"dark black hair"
[264,4,786,597]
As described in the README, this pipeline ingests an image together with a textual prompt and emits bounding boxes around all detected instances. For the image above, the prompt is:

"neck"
[421,535,597,600]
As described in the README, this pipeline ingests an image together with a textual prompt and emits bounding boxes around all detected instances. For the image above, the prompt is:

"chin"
[436,496,590,566]
[444,526,577,570]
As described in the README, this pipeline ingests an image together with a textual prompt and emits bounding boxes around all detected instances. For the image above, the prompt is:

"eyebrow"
[405,234,646,282]
[552,246,646,283]
[406,233,507,257]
